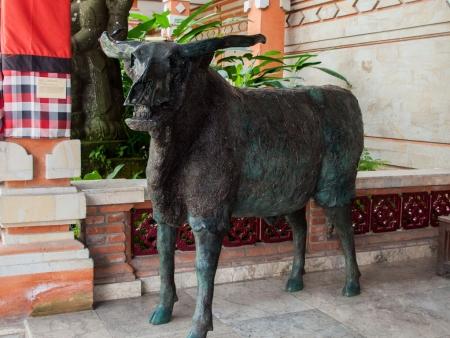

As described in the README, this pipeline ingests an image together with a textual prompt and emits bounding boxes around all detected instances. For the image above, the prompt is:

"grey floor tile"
[230,309,364,338]
[25,310,111,338]
[185,278,312,324]
[95,292,235,338]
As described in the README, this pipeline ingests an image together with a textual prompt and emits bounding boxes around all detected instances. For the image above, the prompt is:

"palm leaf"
[172,1,212,38]
[314,67,352,87]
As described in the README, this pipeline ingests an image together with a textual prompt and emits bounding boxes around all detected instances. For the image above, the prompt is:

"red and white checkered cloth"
[2,70,71,138]
[0,69,4,140]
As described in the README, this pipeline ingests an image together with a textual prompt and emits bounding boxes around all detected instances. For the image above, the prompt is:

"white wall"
[285,0,450,169]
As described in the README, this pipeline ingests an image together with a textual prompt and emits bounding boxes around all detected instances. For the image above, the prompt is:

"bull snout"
[125,105,158,132]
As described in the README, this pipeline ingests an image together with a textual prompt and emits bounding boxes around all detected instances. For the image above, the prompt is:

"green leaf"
[253,55,285,64]
[128,18,156,39]
[106,164,125,179]
[83,170,103,180]
[129,12,152,22]
[313,67,352,87]
[172,1,212,38]
[154,12,170,28]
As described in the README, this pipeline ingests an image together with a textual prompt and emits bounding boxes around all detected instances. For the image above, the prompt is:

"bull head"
[99,32,266,132]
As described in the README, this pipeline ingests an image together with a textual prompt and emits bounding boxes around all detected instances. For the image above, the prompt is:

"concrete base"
[141,239,436,293]
[94,280,142,302]
[0,241,93,318]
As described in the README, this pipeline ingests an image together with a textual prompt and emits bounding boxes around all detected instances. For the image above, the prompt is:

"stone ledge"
[0,258,93,277]
[94,280,142,302]
[0,188,86,227]
[45,140,81,179]
[0,248,89,266]
[0,141,33,182]
[356,169,450,190]
[140,239,436,293]
[72,179,145,206]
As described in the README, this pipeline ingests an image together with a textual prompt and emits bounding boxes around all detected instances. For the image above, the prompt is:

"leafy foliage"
[214,50,350,88]
[358,149,388,171]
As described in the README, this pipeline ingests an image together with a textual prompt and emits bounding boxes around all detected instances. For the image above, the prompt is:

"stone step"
[0,249,89,266]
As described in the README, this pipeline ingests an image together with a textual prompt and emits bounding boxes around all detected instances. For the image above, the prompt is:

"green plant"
[74,164,125,180]
[214,50,350,88]
[358,149,388,171]
[70,221,81,239]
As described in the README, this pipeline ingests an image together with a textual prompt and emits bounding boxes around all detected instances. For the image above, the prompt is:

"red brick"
[310,234,327,242]
[277,241,294,254]
[308,240,340,253]
[133,201,152,209]
[131,256,160,271]
[98,204,134,213]
[107,233,126,243]
[90,244,125,256]
[310,216,327,226]
[175,251,196,265]
[85,224,124,235]
[310,224,328,234]
[106,212,125,223]
[219,247,246,262]
[94,263,134,279]
[310,208,325,217]
[355,227,438,248]
[245,243,278,257]
[86,206,98,215]
[93,253,126,266]
[84,215,105,225]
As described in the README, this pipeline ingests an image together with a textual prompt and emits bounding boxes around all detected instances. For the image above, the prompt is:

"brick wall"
[84,204,136,284]
[80,171,450,289]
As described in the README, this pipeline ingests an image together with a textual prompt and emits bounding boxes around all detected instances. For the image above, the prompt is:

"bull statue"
[100,32,364,338]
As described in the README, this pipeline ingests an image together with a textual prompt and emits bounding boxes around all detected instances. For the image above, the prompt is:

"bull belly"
[231,170,319,218]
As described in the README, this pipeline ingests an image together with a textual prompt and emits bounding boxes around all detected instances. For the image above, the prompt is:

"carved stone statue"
[101,32,364,338]
[71,0,132,140]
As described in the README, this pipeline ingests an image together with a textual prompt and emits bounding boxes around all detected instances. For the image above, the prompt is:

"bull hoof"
[342,281,360,297]
[150,305,173,325]
[186,329,208,338]
[285,278,304,293]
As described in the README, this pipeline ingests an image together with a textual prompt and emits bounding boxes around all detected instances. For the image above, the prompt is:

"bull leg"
[187,227,224,338]
[325,205,361,297]
[285,208,307,292]
[150,223,178,325]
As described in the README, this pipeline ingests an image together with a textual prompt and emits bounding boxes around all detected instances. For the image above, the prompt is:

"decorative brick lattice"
[401,192,430,229]
[431,191,450,227]
[223,217,260,247]
[351,196,371,234]
[371,194,401,233]
[261,217,293,243]
[286,0,424,28]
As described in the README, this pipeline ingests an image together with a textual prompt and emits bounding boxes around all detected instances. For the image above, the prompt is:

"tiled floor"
[21,258,450,338]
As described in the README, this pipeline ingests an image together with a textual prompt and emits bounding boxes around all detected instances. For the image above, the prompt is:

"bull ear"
[99,32,142,59]
[180,34,266,59]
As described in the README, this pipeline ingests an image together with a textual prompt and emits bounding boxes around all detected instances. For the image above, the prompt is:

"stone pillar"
[0,0,93,318]
[244,0,290,55]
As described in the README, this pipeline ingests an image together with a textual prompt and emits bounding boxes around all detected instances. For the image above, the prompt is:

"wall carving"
[287,0,424,28]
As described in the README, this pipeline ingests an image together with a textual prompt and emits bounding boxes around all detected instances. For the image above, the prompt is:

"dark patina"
[100,32,364,338]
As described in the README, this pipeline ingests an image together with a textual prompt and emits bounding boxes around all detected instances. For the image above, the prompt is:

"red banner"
[1,0,71,138]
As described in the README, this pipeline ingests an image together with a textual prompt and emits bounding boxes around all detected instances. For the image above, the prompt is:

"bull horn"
[180,34,266,58]
[99,32,141,59]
